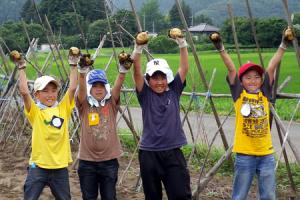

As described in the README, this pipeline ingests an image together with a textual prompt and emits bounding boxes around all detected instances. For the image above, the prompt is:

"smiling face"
[241,69,263,93]
[34,82,59,107]
[148,72,168,94]
[90,82,106,101]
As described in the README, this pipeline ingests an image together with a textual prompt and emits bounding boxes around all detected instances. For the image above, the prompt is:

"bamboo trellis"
[0,0,299,199]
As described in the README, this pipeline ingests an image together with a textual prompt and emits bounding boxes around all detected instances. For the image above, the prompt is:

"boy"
[75,53,131,200]
[16,49,78,200]
[132,30,192,200]
[209,27,295,199]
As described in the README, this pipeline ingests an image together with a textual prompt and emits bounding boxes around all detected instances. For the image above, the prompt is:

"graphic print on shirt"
[241,95,268,138]
[89,105,110,140]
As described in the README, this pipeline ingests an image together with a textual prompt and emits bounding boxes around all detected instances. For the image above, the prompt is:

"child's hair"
[145,71,166,81]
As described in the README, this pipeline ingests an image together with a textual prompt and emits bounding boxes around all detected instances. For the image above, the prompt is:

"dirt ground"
[0,142,297,200]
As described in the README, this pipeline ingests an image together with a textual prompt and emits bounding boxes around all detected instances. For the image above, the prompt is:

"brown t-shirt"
[76,96,122,162]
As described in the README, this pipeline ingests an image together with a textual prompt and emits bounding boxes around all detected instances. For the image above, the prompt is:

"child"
[16,49,78,199]
[75,53,131,200]
[209,27,295,200]
[132,30,192,200]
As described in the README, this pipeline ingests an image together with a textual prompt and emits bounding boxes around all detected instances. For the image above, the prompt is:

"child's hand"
[209,32,225,52]
[118,51,133,73]
[78,54,93,73]
[10,50,26,69]
[68,47,81,66]
[280,27,296,50]
[132,31,149,56]
[168,28,188,48]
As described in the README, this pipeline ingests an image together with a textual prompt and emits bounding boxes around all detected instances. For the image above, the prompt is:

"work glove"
[280,26,296,50]
[118,51,133,73]
[10,50,26,70]
[78,54,93,74]
[209,32,225,52]
[68,47,81,66]
[132,31,149,57]
[168,28,188,48]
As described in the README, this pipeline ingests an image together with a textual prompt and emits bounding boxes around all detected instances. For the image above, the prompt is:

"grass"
[4,47,300,121]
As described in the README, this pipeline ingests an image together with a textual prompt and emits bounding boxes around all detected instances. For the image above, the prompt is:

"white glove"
[119,64,129,74]
[68,55,80,66]
[174,37,188,48]
[132,42,147,57]
[16,59,26,70]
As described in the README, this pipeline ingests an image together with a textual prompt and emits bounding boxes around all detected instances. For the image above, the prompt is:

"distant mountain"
[0,0,42,24]
[1,0,300,25]
[113,0,300,25]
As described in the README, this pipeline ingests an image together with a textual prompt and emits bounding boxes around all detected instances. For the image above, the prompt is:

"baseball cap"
[145,58,174,83]
[33,76,60,92]
[238,62,264,80]
[88,69,108,85]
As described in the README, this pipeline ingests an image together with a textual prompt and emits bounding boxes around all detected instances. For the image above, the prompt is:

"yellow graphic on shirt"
[233,90,274,155]
[88,112,100,126]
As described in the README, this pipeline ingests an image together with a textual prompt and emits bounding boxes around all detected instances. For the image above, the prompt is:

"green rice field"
[15,48,300,121]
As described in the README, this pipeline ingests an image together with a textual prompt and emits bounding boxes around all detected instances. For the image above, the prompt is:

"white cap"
[145,58,174,83]
[33,75,60,92]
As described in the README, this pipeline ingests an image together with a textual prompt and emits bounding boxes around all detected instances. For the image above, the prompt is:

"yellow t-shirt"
[233,90,274,155]
[25,92,75,169]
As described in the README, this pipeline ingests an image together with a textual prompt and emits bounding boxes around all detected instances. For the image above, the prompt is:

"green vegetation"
[17,47,300,121]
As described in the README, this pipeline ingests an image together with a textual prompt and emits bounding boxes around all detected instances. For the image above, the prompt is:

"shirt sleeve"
[169,73,186,96]
[136,82,148,106]
[226,74,243,102]
[24,99,38,124]
[60,91,75,116]
[261,73,272,101]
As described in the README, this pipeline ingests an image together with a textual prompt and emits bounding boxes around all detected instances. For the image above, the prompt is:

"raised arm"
[68,66,77,102]
[267,27,295,84]
[132,52,144,93]
[14,54,32,112]
[67,47,81,103]
[111,51,133,100]
[77,52,93,104]
[209,32,236,84]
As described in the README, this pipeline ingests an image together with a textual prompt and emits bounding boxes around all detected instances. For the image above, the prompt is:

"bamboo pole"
[71,1,88,52]
[175,0,230,152]
[270,62,297,193]
[281,0,300,67]
[270,104,300,164]
[245,0,265,68]
[227,3,242,66]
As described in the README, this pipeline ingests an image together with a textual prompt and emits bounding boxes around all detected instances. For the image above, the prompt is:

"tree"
[293,12,300,25]
[112,9,137,47]
[21,0,38,23]
[256,17,286,48]
[35,0,105,35]
[139,0,167,33]
[169,1,192,28]
[193,14,213,26]
[0,21,44,52]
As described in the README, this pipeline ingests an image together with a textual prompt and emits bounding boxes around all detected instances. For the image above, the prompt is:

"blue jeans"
[78,159,119,200]
[232,154,276,200]
[24,166,71,200]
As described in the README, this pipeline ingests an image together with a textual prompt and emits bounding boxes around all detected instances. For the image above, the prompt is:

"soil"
[0,142,297,200]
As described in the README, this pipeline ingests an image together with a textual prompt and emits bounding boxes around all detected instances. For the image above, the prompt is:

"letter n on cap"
[154,60,159,65]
